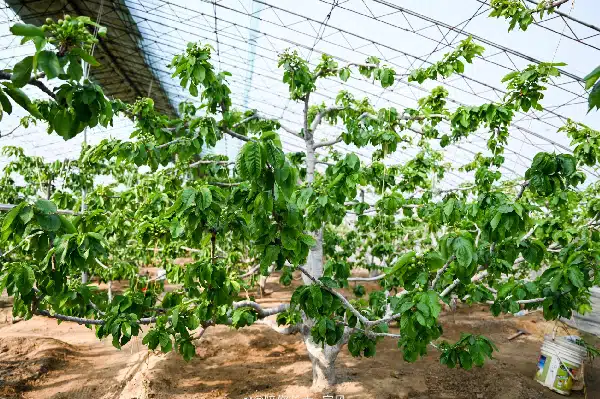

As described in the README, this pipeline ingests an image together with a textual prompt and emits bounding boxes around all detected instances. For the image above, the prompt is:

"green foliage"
[584,65,600,112]
[231,307,257,329]
[2,16,599,377]
[489,0,565,31]
[408,37,484,83]
[38,81,114,139]
[525,152,584,196]
[439,334,497,369]
[560,120,600,167]
[391,290,443,362]
[168,43,231,113]
[502,62,565,113]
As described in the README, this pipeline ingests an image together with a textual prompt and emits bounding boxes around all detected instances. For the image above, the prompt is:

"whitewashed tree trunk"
[107,280,113,302]
[301,317,341,390]
[300,102,343,389]
[258,265,275,296]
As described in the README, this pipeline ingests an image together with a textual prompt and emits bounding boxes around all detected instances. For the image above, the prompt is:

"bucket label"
[535,355,550,383]
[554,362,578,391]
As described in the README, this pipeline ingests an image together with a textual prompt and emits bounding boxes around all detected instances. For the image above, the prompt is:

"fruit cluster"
[41,15,102,55]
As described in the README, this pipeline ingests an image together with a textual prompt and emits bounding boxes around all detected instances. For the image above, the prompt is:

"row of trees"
[1,1,599,390]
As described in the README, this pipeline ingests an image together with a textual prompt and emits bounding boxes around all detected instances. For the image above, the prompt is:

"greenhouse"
[0,0,600,397]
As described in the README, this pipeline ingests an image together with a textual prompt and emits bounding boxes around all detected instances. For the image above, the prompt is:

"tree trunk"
[258,265,274,297]
[302,228,323,285]
[107,280,113,302]
[302,319,341,391]
[300,94,340,390]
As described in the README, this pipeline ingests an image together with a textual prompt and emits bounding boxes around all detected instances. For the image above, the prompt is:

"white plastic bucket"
[534,335,586,395]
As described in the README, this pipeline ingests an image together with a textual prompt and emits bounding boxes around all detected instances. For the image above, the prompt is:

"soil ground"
[1,273,599,399]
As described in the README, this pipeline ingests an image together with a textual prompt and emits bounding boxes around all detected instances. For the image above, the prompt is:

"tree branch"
[296,265,370,326]
[430,256,455,289]
[255,319,300,335]
[223,128,252,142]
[347,273,386,282]
[485,297,546,305]
[515,180,530,200]
[313,136,343,149]
[232,301,289,318]
[310,106,344,132]
[35,310,105,325]
[189,160,235,168]
[234,114,302,138]
[239,265,260,278]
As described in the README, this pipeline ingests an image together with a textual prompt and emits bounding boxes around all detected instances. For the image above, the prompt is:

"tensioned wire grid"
[0,0,599,191]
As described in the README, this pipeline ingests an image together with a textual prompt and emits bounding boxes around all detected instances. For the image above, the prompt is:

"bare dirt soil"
[1,275,599,399]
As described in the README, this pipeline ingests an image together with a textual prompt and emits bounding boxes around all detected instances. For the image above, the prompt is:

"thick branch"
[310,106,344,132]
[347,273,386,282]
[430,256,455,289]
[223,128,252,142]
[485,297,546,305]
[239,265,260,278]
[232,301,289,318]
[255,319,300,335]
[35,310,105,325]
[313,136,343,149]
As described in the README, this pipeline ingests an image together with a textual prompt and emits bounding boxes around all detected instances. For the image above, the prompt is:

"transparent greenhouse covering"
[1,0,599,190]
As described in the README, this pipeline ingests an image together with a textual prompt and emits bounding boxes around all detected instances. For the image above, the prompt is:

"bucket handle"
[555,354,578,381]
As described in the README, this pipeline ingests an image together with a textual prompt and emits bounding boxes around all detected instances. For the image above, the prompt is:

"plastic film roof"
[1,0,600,189]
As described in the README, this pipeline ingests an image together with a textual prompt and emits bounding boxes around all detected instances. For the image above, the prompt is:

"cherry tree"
[1,5,599,391]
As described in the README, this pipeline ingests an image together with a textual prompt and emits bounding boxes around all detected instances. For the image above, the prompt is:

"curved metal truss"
[0,0,599,188]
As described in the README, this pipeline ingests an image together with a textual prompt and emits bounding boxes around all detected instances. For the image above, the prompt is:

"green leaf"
[69,48,100,66]
[37,51,64,79]
[3,84,41,118]
[58,215,77,233]
[459,351,473,370]
[2,203,23,233]
[0,87,12,115]
[265,140,285,168]
[567,267,584,288]
[172,308,179,328]
[19,206,33,224]
[453,237,473,268]
[443,198,455,217]
[67,58,83,81]
[16,265,35,295]
[10,23,45,37]
[35,199,57,214]
[170,219,184,238]
[53,109,75,137]
[589,81,600,112]
[198,187,212,210]
[557,154,576,177]
[310,284,322,308]
[490,212,502,230]
[11,56,33,88]
[388,251,416,275]
[416,302,430,317]
[584,65,600,90]
[339,67,351,82]
[241,141,263,178]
